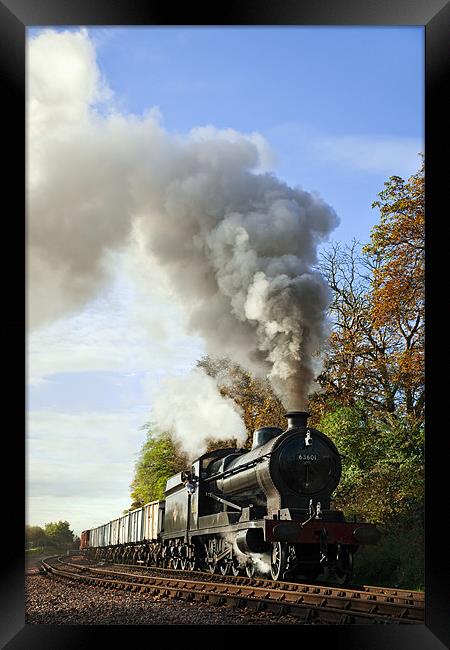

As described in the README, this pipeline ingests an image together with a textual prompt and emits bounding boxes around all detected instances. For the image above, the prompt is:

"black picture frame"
[2,0,448,647]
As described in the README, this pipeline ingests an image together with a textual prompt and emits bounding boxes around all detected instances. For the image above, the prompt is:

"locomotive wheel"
[187,559,196,571]
[231,560,241,576]
[333,547,353,585]
[270,542,288,581]
[245,560,256,578]
[206,540,219,573]
[161,548,168,568]
[219,560,230,575]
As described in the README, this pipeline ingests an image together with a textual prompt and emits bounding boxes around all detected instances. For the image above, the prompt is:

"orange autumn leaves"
[364,158,424,417]
[365,160,424,328]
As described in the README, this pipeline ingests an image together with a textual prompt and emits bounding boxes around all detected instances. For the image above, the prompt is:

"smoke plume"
[152,368,247,459]
[28,29,339,417]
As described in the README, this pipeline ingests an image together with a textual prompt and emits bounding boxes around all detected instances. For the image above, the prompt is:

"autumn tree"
[316,240,408,421]
[311,157,424,527]
[316,159,424,426]
[363,158,424,420]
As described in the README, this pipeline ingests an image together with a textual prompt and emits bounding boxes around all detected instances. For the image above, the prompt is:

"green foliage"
[129,425,188,507]
[353,514,424,590]
[26,521,75,551]
[44,520,74,547]
[25,547,47,556]
[25,525,49,549]
[319,402,424,526]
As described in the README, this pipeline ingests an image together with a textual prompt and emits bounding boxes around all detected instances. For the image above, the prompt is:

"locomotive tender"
[80,411,380,583]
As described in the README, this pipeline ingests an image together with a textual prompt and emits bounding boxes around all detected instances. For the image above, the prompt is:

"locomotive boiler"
[81,411,380,583]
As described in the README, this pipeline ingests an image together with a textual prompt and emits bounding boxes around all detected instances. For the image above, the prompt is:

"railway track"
[113,561,424,607]
[40,555,424,625]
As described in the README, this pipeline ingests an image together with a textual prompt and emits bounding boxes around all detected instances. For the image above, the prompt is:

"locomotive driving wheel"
[219,558,231,575]
[206,539,219,573]
[245,559,256,578]
[332,546,353,585]
[160,545,169,568]
[270,542,289,581]
[231,559,241,576]
[178,544,188,570]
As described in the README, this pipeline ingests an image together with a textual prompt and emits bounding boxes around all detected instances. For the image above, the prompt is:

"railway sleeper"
[291,607,318,622]
[42,557,424,625]
[339,614,356,624]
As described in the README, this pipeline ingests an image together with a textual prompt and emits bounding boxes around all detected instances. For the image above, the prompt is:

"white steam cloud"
[28,29,339,446]
[152,368,247,458]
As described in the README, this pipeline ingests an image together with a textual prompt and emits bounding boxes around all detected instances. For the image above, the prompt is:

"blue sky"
[91,27,422,135]
[27,26,424,534]
[89,26,424,243]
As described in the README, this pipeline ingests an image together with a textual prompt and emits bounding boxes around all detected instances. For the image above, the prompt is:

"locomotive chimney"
[285,411,310,430]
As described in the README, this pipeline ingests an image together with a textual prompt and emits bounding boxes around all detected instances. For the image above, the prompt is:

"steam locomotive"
[80,411,380,583]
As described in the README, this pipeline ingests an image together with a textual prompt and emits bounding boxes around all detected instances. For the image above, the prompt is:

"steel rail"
[40,556,424,624]
[77,557,424,606]
[54,556,425,607]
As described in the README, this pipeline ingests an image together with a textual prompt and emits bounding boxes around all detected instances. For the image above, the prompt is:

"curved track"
[40,555,424,625]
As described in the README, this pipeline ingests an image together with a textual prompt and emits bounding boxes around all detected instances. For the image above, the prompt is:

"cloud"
[267,122,423,178]
[28,410,144,469]
[27,495,135,536]
[28,247,205,386]
[27,28,276,331]
[26,245,205,526]
[28,27,112,138]
[314,133,423,175]
[26,409,146,529]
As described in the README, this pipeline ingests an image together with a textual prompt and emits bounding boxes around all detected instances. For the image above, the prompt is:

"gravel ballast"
[26,574,311,625]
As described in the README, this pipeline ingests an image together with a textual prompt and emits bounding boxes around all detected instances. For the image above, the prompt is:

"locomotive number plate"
[299,453,318,461]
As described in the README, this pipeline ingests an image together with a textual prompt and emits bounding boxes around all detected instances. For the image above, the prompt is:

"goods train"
[80,411,380,583]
